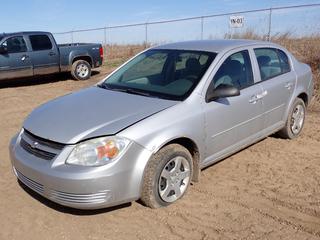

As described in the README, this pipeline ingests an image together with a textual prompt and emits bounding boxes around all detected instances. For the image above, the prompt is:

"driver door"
[203,49,265,165]
[0,36,33,80]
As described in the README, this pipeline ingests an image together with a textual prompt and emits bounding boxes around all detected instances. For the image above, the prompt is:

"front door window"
[213,50,254,90]
[1,36,27,53]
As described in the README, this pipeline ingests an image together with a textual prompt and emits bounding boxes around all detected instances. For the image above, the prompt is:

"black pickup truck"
[0,31,103,81]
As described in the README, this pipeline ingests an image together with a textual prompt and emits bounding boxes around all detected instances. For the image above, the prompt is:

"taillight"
[99,47,103,61]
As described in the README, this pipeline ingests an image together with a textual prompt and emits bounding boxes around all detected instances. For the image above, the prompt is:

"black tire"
[71,60,91,80]
[278,98,306,139]
[140,144,193,209]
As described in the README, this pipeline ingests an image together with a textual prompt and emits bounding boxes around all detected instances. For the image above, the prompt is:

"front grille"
[19,129,65,161]
[14,168,44,195]
[20,138,56,160]
[23,130,65,150]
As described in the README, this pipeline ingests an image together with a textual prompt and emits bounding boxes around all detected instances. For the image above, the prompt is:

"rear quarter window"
[277,49,291,73]
[29,35,53,51]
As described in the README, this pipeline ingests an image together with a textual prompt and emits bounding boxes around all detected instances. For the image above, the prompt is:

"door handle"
[21,55,29,61]
[249,95,259,104]
[285,82,293,89]
[256,90,268,99]
[249,90,267,104]
[49,52,56,56]
[249,94,259,104]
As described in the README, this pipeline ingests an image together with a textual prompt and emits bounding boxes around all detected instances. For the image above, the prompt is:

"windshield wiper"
[123,88,154,97]
[97,84,109,90]
[97,84,157,98]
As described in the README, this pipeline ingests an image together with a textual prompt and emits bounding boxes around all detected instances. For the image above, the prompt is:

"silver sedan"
[10,40,313,209]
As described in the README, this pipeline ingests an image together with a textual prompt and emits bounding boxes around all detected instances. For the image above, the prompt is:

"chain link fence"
[53,3,320,58]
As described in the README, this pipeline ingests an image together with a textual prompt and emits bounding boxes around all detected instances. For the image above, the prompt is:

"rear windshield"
[101,49,216,101]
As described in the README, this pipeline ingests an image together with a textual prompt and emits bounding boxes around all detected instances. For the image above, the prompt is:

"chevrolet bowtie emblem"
[30,141,39,149]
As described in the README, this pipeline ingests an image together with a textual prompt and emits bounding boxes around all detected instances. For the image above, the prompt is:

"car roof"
[153,39,279,53]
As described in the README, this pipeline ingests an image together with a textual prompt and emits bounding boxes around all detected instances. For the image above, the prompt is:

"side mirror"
[0,45,8,54]
[206,83,240,102]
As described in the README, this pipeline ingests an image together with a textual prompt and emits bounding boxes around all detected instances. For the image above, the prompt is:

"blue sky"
[1,0,320,44]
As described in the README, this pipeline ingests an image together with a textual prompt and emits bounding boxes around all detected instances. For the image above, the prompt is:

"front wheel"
[278,98,306,139]
[140,144,193,208]
[71,60,91,80]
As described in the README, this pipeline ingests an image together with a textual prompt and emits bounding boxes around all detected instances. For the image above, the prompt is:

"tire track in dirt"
[192,187,320,238]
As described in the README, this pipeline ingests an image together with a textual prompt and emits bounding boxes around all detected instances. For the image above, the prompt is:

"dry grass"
[277,36,320,109]
[104,44,148,63]
[103,32,320,108]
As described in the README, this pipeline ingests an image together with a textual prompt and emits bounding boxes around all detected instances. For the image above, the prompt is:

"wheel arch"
[297,92,309,107]
[72,55,93,67]
[284,89,310,123]
[158,137,201,182]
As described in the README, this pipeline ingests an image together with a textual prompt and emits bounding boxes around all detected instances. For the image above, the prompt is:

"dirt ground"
[0,68,319,240]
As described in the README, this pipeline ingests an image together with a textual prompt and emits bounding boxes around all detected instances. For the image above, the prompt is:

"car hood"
[23,86,177,144]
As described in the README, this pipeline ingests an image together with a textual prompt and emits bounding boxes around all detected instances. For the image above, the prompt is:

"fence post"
[71,31,74,44]
[267,8,272,41]
[145,23,148,48]
[200,16,204,40]
[104,27,107,59]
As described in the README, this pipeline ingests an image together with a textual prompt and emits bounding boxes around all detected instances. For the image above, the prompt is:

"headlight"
[66,136,130,166]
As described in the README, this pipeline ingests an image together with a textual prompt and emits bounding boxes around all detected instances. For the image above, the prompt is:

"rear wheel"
[278,98,306,139]
[141,144,193,208]
[71,60,91,80]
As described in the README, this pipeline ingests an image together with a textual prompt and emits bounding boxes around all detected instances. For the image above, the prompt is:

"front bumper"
[10,133,152,209]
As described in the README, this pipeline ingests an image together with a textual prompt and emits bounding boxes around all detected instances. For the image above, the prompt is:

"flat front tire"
[71,60,91,80]
[278,98,306,139]
[140,144,193,208]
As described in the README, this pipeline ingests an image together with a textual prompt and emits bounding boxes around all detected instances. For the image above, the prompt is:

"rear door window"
[254,48,288,81]
[29,35,53,51]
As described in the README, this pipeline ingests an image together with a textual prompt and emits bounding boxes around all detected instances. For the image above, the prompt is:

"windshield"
[100,49,216,101]
[0,35,4,42]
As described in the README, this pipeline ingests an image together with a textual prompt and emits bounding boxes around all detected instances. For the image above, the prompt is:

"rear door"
[0,35,33,80]
[203,49,265,165]
[253,48,295,132]
[27,34,59,75]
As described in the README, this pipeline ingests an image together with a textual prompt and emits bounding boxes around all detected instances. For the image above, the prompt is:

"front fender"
[117,100,206,164]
